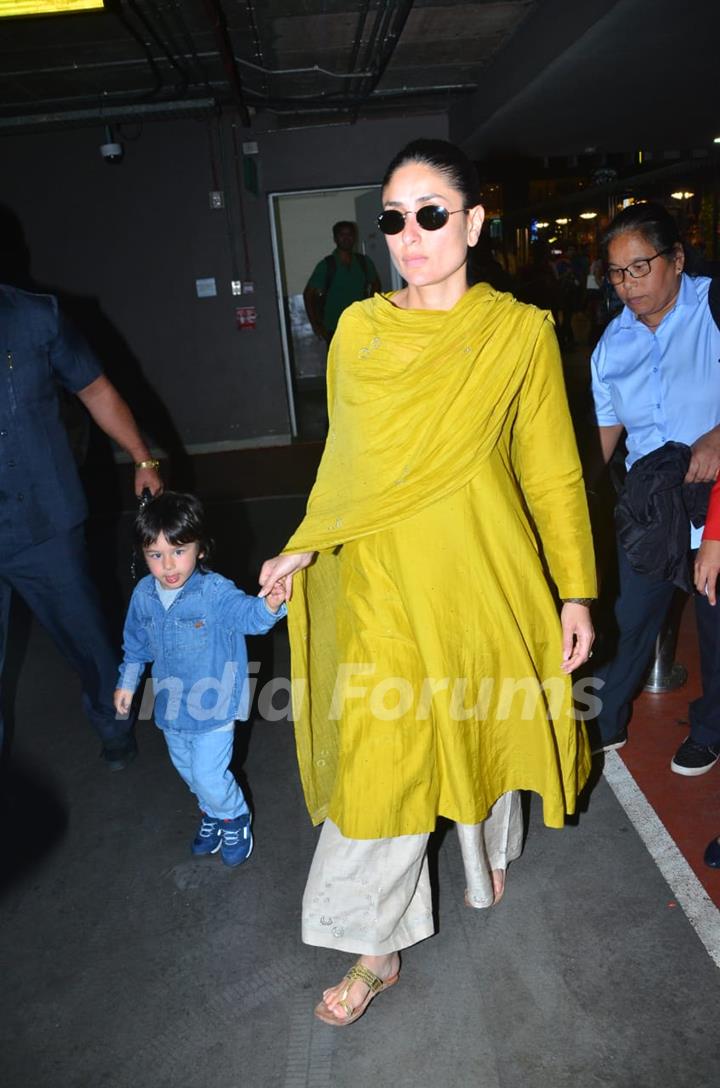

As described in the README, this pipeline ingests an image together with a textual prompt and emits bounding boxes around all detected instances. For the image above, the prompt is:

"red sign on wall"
[236,306,257,331]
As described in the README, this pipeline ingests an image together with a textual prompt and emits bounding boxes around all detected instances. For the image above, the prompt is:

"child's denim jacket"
[117,569,287,732]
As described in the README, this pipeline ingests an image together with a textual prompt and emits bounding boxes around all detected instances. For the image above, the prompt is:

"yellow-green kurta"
[284,283,597,839]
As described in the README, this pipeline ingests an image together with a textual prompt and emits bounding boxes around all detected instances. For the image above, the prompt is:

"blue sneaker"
[220,815,253,868]
[191,813,222,856]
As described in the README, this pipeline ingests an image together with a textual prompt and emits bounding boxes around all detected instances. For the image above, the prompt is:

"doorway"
[269,185,400,438]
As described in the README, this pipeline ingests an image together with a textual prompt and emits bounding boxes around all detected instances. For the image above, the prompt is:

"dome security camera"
[99,124,123,163]
[100,141,123,163]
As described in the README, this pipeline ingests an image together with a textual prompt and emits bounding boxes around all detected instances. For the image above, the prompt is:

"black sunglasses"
[376,205,469,235]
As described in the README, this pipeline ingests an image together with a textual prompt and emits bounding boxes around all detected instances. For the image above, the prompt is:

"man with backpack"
[303,221,381,344]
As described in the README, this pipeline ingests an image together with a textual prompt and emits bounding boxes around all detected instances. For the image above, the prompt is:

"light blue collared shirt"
[591,273,720,546]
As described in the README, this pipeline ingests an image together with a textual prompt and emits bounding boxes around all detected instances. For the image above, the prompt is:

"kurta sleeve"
[511,316,597,599]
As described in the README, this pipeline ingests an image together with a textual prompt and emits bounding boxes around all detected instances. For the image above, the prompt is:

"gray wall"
[0,111,447,450]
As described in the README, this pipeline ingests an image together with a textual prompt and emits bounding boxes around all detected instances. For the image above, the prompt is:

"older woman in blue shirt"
[590,201,720,776]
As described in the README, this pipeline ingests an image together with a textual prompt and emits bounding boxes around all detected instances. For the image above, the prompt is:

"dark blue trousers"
[0,524,131,750]
[593,538,720,748]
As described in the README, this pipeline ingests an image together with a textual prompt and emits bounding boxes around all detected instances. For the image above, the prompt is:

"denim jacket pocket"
[172,616,209,656]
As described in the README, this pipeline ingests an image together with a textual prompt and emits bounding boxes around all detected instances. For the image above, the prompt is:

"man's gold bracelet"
[134,458,161,471]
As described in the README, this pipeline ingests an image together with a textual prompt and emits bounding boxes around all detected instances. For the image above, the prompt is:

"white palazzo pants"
[302,791,523,955]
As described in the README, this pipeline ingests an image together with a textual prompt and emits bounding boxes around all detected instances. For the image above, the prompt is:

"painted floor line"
[603,750,720,969]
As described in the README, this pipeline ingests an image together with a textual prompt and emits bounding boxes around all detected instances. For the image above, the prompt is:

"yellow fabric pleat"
[285,284,597,837]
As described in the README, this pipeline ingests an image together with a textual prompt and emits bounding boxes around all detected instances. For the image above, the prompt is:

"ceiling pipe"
[239,80,475,105]
[111,0,164,101]
[0,53,373,84]
[167,0,213,87]
[146,0,199,83]
[364,0,415,96]
[239,81,475,113]
[202,0,251,126]
[347,0,372,75]
[234,1,418,114]
[236,57,374,81]
[127,0,189,96]
[242,0,267,97]
[0,84,197,115]
[0,73,473,125]
[345,0,372,102]
[0,0,444,124]
[0,97,217,132]
[356,0,394,76]
[339,0,415,109]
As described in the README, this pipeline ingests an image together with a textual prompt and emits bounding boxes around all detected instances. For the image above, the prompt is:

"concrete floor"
[2,495,719,1088]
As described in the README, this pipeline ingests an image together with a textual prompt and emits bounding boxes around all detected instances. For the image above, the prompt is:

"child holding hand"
[114,491,286,867]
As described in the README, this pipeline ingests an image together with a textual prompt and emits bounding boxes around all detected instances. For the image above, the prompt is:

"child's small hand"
[263,580,287,614]
[114,688,134,717]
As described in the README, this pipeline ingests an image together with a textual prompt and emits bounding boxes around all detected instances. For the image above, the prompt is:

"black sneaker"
[704,837,720,868]
[101,735,138,771]
[670,737,720,777]
[590,729,627,755]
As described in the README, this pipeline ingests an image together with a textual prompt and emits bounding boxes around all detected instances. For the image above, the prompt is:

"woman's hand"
[560,603,594,673]
[259,551,316,602]
[694,540,720,605]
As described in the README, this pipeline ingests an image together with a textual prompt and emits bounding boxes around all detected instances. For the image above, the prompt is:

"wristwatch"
[134,458,161,470]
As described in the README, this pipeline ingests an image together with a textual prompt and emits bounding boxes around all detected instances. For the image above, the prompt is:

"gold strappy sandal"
[314,961,400,1027]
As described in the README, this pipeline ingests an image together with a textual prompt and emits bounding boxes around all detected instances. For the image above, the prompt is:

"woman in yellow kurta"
[260,139,596,1026]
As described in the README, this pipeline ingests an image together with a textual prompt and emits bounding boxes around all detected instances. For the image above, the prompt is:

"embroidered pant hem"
[301,791,522,954]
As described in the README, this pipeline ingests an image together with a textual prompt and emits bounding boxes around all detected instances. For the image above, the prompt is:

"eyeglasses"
[376,205,468,235]
[606,247,674,285]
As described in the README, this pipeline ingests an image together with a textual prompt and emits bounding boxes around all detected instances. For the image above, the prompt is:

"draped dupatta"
[286,283,544,553]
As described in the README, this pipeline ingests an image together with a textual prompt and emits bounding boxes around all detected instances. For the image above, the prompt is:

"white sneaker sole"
[670,756,719,777]
[591,736,627,755]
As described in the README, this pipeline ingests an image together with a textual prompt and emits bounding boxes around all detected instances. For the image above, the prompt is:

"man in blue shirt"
[0,283,162,770]
[590,201,720,776]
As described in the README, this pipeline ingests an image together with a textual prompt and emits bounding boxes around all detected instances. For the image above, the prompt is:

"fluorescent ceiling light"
[0,1,104,16]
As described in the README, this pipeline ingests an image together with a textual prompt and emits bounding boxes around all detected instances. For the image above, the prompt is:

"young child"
[114,491,286,867]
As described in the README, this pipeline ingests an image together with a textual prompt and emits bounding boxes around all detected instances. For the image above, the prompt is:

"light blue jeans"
[163,723,248,820]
